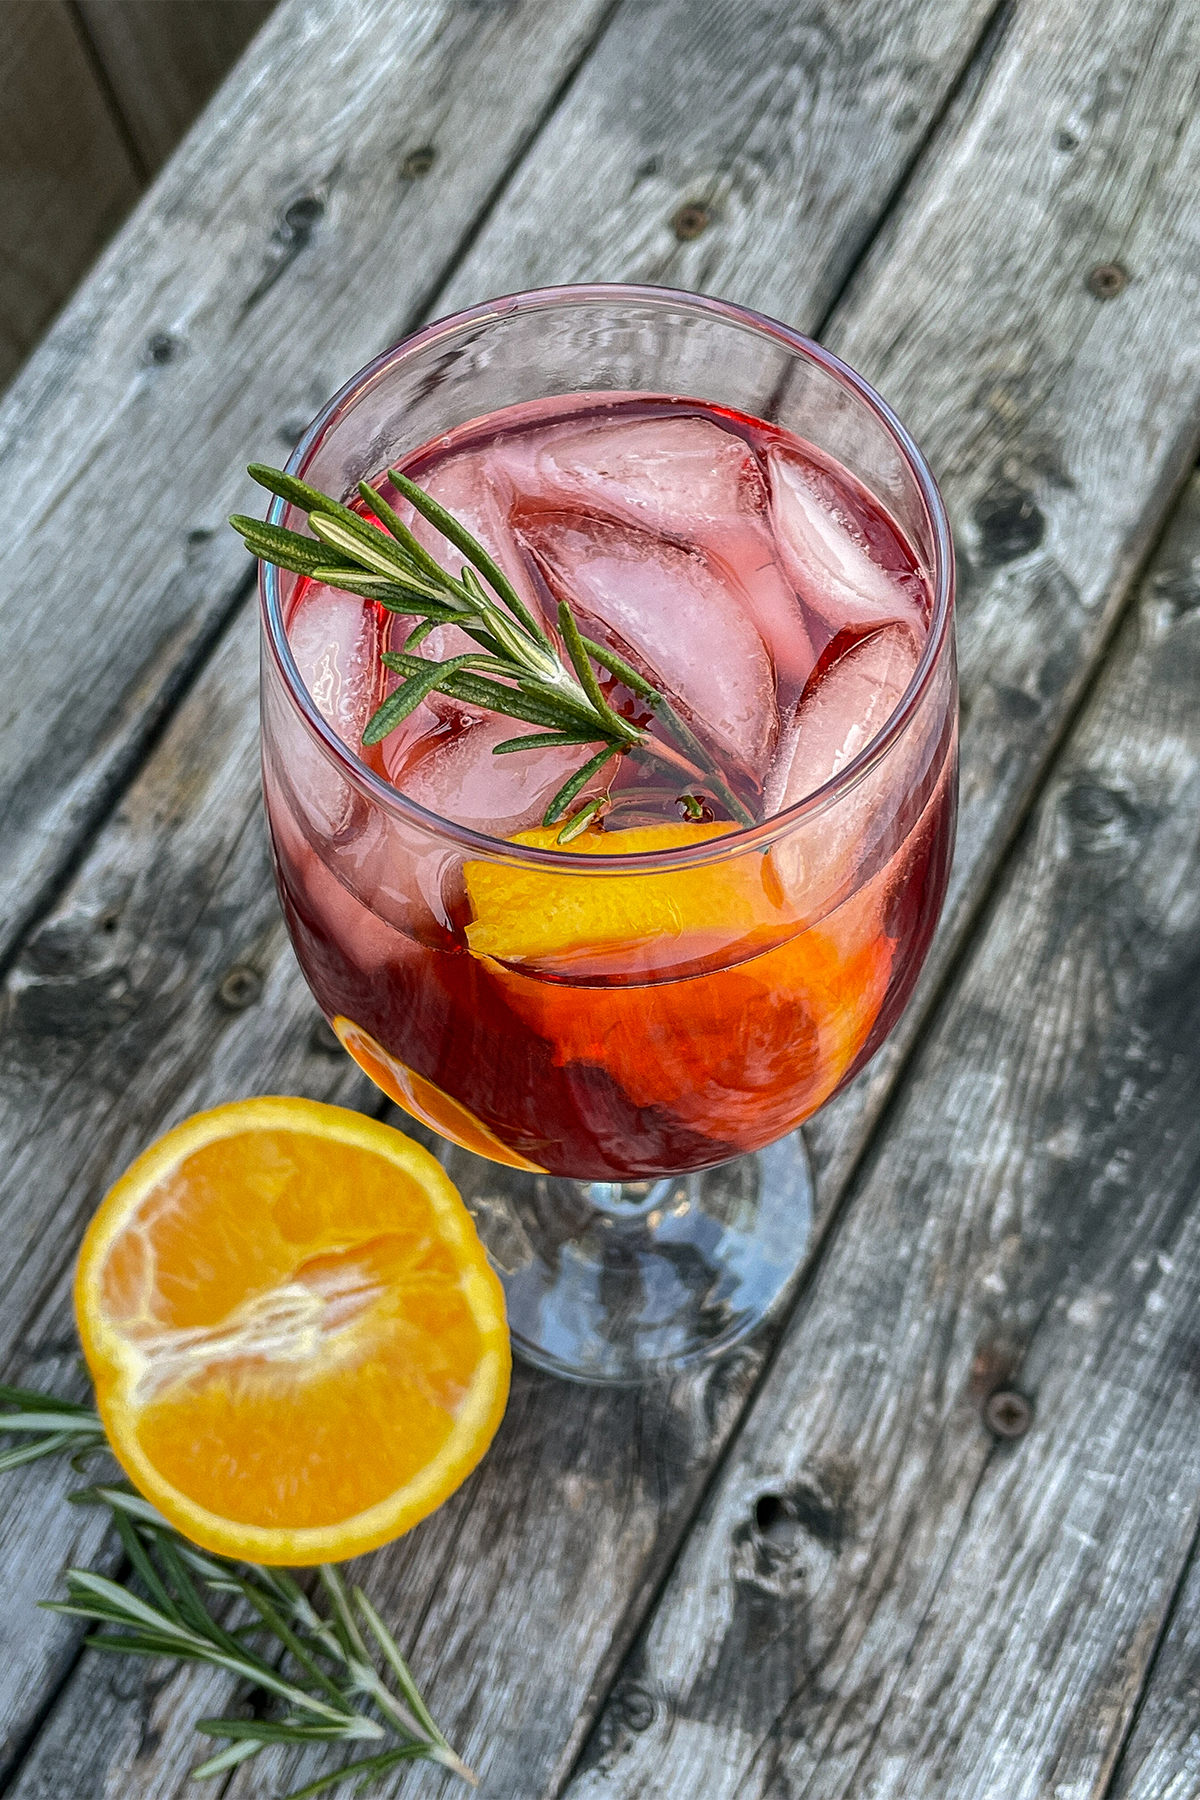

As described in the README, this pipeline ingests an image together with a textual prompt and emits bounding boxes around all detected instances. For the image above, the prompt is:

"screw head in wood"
[217,965,262,1012]
[144,332,178,366]
[672,202,709,241]
[620,1687,655,1732]
[1087,262,1127,300]
[985,1389,1033,1439]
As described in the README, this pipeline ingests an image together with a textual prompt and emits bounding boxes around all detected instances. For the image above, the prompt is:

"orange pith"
[74,1097,510,1564]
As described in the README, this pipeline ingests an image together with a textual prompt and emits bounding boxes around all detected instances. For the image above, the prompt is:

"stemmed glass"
[259,285,957,1384]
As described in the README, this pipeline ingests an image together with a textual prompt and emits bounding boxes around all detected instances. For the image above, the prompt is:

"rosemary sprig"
[231,464,755,836]
[1,1388,473,1797]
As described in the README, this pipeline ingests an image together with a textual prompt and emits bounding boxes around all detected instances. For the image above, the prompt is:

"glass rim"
[261,281,955,876]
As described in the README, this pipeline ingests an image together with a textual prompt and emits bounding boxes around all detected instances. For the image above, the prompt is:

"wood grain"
[555,398,1200,1793]
[74,0,278,174]
[0,0,618,968]
[434,0,998,327]
[0,1,141,391]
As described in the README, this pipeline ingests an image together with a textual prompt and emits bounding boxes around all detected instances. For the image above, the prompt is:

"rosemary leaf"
[556,795,608,844]
[229,518,341,577]
[189,1738,265,1780]
[491,731,601,754]
[362,653,490,746]
[556,602,641,746]
[388,467,551,651]
[277,1743,432,1800]
[544,745,621,826]
[358,480,458,590]
[579,635,662,704]
[0,1430,100,1472]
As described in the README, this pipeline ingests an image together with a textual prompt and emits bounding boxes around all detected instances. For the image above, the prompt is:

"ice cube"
[287,581,381,749]
[388,712,598,838]
[768,450,926,641]
[517,513,778,777]
[764,623,920,816]
[512,413,814,712]
[512,413,767,543]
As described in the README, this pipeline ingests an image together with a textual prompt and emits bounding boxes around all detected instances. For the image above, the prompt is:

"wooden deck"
[2,1,1200,1795]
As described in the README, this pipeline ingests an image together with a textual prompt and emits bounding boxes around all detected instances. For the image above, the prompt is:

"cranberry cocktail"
[256,287,957,1380]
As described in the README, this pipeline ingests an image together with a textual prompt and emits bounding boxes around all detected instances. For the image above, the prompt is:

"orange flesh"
[77,1103,510,1559]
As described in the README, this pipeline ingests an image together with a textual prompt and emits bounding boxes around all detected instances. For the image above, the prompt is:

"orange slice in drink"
[463,823,894,1145]
[332,1016,544,1173]
[463,821,790,978]
[75,1097,510,1564]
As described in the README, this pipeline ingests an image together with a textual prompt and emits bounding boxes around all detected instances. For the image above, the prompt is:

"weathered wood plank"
[0,0,1010,1792]
[0,0,618,967]
[0,1,141,392]
[553,444,1200,1788]
[75,0,278,174]
[1108,1536,1200,1799]
[434,0,998,328]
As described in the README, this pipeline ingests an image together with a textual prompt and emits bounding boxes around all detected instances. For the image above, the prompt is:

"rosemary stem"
[635,734,755,826]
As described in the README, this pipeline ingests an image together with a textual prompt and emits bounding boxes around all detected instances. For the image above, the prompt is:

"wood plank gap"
[807,0,1018,343]
[1100,1519,1200,1800]
[63,0,152,187]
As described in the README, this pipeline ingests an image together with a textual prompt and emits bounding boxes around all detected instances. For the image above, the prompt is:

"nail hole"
[1055,127,1079,151]
[400,146,436,179]
[984,1389,1033,1439]
[217,965,262,1012]
[754,1493,786,1532]
[672,202,709,241]
[99,911,119,935]
[1087,262,1126,300]
[144,332,177,366]
[620,1687,655,1732]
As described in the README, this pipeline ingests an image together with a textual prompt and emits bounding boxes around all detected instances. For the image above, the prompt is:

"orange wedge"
[332,1016,543,1172]
[74,1097,510,1564]
[463,822,791,979]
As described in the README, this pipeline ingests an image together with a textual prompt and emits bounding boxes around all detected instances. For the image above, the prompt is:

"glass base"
[434,1133,813,1384]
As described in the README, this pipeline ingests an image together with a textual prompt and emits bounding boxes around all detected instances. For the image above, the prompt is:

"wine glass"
[259,285,957,1384]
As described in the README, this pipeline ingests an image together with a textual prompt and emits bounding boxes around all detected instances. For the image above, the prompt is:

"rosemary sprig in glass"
[1,1386,474,1798]
[231,463,754,841]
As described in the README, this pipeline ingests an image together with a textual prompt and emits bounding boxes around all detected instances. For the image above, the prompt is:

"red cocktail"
[258,288,956,1381]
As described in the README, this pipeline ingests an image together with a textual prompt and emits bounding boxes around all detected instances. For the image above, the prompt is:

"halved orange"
[74,1097,510,1564]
